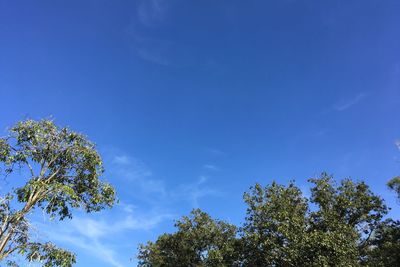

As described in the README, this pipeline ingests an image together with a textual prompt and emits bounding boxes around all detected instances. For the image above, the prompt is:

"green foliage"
[138,173,397,267]
[241,181,308,266]
[307,174,388,266]
[366,219,400,266]
[18,242,76,267]
[138,209,239,267]
[388,176,400,200]
[0,119,116,266]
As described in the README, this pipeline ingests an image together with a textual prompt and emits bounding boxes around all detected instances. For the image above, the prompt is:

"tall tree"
[138,173,390,266]
[363,143,400,265]
[138,209,239,267]
[240,174,387,266]
[0,119,116,266]
[306,174,387,266]
[387,140,400,200]
[240,181,308,266]
[366,219,400,266]
[388,176,400,200]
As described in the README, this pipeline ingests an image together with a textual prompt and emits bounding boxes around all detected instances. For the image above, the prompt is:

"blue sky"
[1,0,400,266]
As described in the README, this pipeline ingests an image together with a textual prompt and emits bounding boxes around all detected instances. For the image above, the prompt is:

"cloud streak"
[41,150,223,266]
[39,204,173,267]
[203,164,220,171]
[173,176,221,207]
[334,92,366,111]
[112,153,222,207]
[137,0,169,27]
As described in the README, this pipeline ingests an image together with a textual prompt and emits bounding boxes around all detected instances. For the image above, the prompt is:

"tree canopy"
[138,173,399,267]
[388,176,400,200]
[0,119,116,266]
[138,209,239,267]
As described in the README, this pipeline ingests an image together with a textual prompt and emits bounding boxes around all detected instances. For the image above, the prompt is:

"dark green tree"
[138,209,239,267]
[240,174,387,266]
[365,173,400,266]
[138,173,390,266]
[0,119,116,266]
[363,144,400,266]
[366,219,400,266]
[240,181,308,266]
[388,176,400,200]
[306,174,387,266]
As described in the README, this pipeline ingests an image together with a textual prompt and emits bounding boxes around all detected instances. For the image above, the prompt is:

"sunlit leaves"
[0,119,116,266]
[138,209,239,267]
[138,174,395,266]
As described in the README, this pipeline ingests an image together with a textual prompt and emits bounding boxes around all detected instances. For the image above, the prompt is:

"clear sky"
[1,0,400,266]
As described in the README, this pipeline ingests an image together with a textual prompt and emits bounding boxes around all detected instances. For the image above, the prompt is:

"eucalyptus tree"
[388,176,400,200]
[0,119,116,266]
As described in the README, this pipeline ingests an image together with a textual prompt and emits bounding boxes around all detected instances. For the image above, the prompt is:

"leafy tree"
[388,176,400,200]
[138,173,391,266]
[365,172,400,266]
[363,145,400,265]
[366,219,400,266]
[240,181,308,266]
[138,209,239,267]
[240,174,387,266]
[306,174,387,266]
[0,119,116,266]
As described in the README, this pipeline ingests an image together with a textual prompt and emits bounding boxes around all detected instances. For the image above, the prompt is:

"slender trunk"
[0,230,13,258]
[0,189,43,257]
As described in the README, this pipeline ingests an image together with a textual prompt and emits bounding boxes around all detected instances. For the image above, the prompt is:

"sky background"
[1,0,400,266]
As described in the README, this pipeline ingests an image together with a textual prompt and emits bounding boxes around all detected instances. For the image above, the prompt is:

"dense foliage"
[0,119,116,266]
[138,209,239,267]
[138,173,400,267]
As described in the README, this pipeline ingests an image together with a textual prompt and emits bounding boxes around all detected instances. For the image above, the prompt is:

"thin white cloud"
[137,0,168,27]
[113,155,152,177]
[205,148,226,156]
[334,92,366,111]
[172,176,222,208]
[52,234,123,267]
[71,212,172,238]
[129,33,199,67]
[203,164,220,171]
[38,204,173,267]
[127,1,217,68]
[111,154,167,198]
[32,149,224,266]
[112,152,221,207]
[112,155,131,165]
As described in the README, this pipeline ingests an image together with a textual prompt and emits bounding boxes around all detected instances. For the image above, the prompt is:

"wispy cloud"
[112,155,131,165]
[51,233,123,267]
[112,152,222,207]
[333,92,366,111]
[137,0,169,27]
[112,154,167,197]
[129,33,200,67]
[131,35,176,66]
[172,176,222,208]
[34,149,223,266]
[203,164,220,171]
[205,148,226,156]
[39,204,173,267]
[127,1,212,68]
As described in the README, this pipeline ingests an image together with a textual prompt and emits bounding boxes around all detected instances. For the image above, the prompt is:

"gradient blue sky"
[1,0,400,266]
